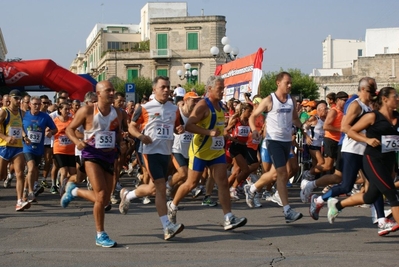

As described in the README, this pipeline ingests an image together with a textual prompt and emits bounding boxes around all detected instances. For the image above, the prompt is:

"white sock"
[97,231,105,238]
[250,184,258,193]
[126,190,137,201]
[316,196,324,204]
[311,181,317,189]
[160,215,170,228]
[71,187,78,197]
[224,212,233,221]
[283,205,291,214]
[378,217,386,225]
[170,202,178,211]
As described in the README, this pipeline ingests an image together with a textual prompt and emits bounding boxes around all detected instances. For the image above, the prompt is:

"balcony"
[150,49,172,58]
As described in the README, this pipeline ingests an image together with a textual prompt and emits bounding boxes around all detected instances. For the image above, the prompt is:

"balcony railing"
[150,49,172,58]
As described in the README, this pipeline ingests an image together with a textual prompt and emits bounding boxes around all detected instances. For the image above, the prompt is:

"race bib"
[181,132,193,143]
[9,127,22,139]
[28,131,42,144]
[252,138,260,144]
[95,131,115,149]
[237,126,250,137]
[154,124,173,140]
[58,135,72,146]
[210,136,224,150]
[381,135,399,153]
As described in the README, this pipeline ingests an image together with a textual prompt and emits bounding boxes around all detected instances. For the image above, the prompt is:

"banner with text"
[214,48,264,102]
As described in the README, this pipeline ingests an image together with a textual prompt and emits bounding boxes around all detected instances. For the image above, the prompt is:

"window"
[157,33,168,56]
[187,32,198,50]
[127,69,139,82]
[107,42,120,50]
[384,47,389,54]
[357,49,362,57]
[157,69,168,77]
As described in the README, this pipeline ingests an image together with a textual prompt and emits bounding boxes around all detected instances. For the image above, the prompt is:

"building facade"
[70,16,226,86]
[0,28,7,61]
[365,27,399,56]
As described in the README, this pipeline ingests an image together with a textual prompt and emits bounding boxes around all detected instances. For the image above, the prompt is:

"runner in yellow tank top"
[168,75,247,232]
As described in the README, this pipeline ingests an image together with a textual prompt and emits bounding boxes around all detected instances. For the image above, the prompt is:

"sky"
[1,0,399,75]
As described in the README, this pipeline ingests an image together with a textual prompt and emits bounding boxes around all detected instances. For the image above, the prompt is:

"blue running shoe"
[96,232,117,248]
[60,182,77,208]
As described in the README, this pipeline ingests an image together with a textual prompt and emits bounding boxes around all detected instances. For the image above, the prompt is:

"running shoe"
[142,196,151,205]
[327,197,339,224]
[230,188,240,201]
[164,222,184,240]
[201,196,218,207]
[119,188,130,215]
[96,232,117,248]
[285,208,303,223]
[4,175,13,188]
[309,194,324,220]
[191,186,203,198]
[50,185,59,195]
[244,184,255,208]
[15,201,31,211]
[167,200,177,224]
[40,180,50,188]
[262,190,274,201]
[378,218,399,236]
[27,192,37,203]
[60,182,77,208]
[110,194,119,205]
[115,182,123,192]
[253,192,262,208]
[224,215,247,230]
[270,191,283,207]
[300,180,313,203]
[87,179,93,191]
[34,186,44,197]
[104,202,112,212]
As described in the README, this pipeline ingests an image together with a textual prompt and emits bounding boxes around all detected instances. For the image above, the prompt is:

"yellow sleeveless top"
[0,107,23,147]
[189,103,225,160]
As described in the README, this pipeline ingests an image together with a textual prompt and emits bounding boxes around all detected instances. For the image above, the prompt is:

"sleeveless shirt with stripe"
[0,107,23,147]
[81,104,119,164]
[189,102,225,160]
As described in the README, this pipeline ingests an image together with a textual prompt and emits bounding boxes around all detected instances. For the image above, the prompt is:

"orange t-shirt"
[324,107,343,142]
[53,116,75,155]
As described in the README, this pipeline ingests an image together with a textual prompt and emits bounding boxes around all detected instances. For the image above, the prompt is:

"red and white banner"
[214,48,264,102]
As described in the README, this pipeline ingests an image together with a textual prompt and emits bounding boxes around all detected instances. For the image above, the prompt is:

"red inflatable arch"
[0,59,94,100]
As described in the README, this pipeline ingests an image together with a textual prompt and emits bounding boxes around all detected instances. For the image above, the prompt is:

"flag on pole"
[251,48,264,98]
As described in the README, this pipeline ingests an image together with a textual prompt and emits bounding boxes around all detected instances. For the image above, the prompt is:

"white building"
[322,34,365,69]
[365,27,399,56]
[0,28,7,61]
[140,2,187,41]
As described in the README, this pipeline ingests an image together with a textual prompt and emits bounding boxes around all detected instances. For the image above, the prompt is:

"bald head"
[96,80,113,92]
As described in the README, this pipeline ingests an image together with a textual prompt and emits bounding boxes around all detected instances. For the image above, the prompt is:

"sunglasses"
[12,96,21,100]
[42,102,50,104]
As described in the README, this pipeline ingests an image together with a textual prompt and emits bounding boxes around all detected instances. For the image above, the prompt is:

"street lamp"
[210,36,239,63]
[177,63,198,83]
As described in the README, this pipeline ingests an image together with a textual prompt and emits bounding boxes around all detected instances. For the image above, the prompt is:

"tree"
[109,76,153,102]
[259,68,319,100]
[182,82,206,96]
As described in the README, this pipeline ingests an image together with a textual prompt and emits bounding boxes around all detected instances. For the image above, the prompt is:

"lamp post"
[210,36,239,63]
[177,63,198,84]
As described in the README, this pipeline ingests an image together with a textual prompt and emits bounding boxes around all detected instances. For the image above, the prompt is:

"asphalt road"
[0,173,397,267]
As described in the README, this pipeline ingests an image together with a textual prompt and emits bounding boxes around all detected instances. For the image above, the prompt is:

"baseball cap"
[9,89,22,97]
[183,92,201,101]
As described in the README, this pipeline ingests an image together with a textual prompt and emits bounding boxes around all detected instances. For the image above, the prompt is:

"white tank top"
[265,93,293,142]
[307,116,324,147]
[341,98,371,155]
[172,107,192,159]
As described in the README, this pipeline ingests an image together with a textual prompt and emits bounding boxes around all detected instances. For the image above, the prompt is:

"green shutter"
[157,69,168,77]
[187,33,198,50]
[127,69,139,82]
[157,33,168,55]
